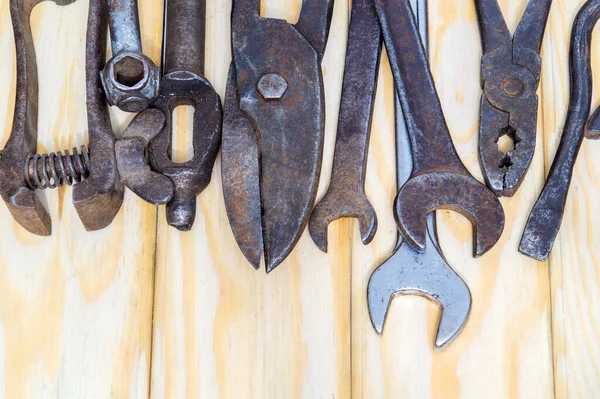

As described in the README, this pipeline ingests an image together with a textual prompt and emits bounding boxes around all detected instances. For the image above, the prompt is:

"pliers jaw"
[476,0,552,197]
[479,47,540,197]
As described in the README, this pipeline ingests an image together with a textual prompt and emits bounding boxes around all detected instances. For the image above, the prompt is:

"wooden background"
[0,0,598,397]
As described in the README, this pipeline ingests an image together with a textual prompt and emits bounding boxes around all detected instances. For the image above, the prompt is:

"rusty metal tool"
[116,0,222,231]
[476,0,552,197]
[0,0,123,235]
[520,0,600,261]
[368,0,471,350]
[375,0,505,257]
[308,0,382,252]
[222,0,334,271]
[100,0,160,113]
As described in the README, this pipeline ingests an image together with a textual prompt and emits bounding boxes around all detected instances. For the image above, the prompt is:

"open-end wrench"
[520,0,600,261]
[0,0,124,235]
[116,0,222,231]
[308,0,382,252]
[375,0,505,257]
[222,0,334,271]
[100,0,160,113]
[368,0,471,350]
[476,0,552,197]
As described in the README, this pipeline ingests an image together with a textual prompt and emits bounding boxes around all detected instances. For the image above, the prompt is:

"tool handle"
[474,0,511,55]
[295,0,335,58]
[164,0,206,76]
[376,0,466,176]
[106,0,143,54]
[513,0,553,56]
[520,0,600,260]
[328,0,382,192]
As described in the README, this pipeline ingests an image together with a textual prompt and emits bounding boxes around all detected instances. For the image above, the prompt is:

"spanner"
[520,0,600,261]
[375,0,505,257]
[0,0,124,235]
[116,0,222,231]
[368,0,471,350]
[100,0,160,113]
[309,0,382,252]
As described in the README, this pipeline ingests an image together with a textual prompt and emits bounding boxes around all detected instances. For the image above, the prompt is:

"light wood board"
[0,0,598,397]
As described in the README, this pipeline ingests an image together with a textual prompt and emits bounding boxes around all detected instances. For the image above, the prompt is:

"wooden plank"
[352,0,555,397]
[546,1,600,397]
[149,0,353,397]
[0,1,161,397]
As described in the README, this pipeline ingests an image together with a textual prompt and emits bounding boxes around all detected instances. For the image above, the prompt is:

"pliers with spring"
[476,0,552,197]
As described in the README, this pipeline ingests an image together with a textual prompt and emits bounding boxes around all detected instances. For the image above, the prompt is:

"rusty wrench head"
[368,0,471,349]
[375,0,505,257]
[309,0,382,252]
[476,0,552,197]
[222,0,334,271]
[0,0,123,235]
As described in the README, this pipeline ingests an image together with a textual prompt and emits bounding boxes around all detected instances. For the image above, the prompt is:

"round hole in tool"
[114,56,146,88]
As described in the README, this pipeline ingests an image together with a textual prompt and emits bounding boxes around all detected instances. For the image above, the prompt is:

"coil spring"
[24,146,90,190]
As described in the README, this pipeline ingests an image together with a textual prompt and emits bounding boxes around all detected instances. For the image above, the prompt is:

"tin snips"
[222,0,334,272]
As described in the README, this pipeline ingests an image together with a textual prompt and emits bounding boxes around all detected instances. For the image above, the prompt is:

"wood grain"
[547,1,600,398]
[1,0,600,397]
[0,1,161,398]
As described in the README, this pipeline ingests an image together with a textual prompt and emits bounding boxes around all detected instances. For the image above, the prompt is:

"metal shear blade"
[222,0,334,272]
[476,0,552,197]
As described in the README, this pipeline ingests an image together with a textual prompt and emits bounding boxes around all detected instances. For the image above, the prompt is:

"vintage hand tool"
[222,0,334,271]
[476,0,552,197]
[0,0,123,235]
[116,0,222,231]
[520,0,600,261]
[100,0,160,113]
[308,0,382,252]
[375,0,505,257]
[368,0,471,350]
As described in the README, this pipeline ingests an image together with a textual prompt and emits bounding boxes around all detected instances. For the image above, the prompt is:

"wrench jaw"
[0,185,52,236]
[308,188,377,252]
[367,232,472,350]
[394,172,505,257]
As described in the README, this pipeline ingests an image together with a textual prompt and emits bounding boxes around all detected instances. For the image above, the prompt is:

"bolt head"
[257,73,288,100]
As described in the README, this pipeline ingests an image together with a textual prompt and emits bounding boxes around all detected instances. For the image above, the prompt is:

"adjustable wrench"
[368,0,471,350]
[520,0,600,260]
[309,0,382,252]
[375,0,505,257]
[101,0,160,113]
[0,0,124,235]
[116,0,222,231]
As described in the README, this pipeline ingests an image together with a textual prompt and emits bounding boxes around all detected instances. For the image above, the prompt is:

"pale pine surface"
[0,0,598,397]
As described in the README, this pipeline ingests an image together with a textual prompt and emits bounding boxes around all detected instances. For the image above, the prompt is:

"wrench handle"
[164,0,206,76]
[375,0,466,176]
[328,0,382,192]
[106,0,143,54]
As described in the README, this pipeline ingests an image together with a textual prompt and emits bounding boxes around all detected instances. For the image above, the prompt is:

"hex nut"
[101,51,160,113]
[257,73,288,100]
